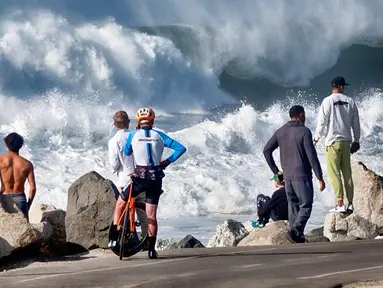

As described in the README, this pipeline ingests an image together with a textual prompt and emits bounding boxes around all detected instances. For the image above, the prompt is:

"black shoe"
[147,236,158,259]
[287,230,305,244]
[148,250,158,259]
[286,230,298,243]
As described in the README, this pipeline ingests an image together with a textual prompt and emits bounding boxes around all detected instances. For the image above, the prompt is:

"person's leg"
[326,142,345,208]
[291,180,314,242]
[134,192,148,239]
[109,183,134,248]
[340,141,354,208]
[111,183,121,200]
[285,181,299,231]
[145,179,163,259]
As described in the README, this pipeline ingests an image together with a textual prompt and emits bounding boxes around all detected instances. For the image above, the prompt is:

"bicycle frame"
[117,183,136,233]
[109,181,148,259]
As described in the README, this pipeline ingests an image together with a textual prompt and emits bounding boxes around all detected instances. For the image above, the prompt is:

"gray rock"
[0,196,41,259]
[324,212,348,241]
[324,211,379,242]
[352,162,383,229]
[31,222,54,242]
[65,171,117,250]
[346,214,379,239]
[156,238,178,250]
[306,235,329,243]
[332,235,360,242]
[308,226,324,237]
[207,219,249,247]
[174,235,205,249]
[238,220,291,246]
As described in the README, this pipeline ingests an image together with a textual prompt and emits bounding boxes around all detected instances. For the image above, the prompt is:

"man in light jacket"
[108,111,135,196]
[314,76,361,213]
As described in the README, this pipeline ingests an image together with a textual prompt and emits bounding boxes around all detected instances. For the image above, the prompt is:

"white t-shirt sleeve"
[108,138,120,173]
[314,98,331,141]
[351,101,361,143]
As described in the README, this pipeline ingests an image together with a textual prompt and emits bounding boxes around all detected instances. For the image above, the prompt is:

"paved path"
[1,240,383,287]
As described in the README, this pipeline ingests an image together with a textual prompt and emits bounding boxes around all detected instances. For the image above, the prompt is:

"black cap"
[331,76,350,87]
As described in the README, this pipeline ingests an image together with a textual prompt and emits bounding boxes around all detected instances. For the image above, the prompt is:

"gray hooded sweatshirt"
[263,121,323,182]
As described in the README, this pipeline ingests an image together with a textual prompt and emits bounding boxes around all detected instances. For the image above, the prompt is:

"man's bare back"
[0,133,36,220]
[0,152,34,195]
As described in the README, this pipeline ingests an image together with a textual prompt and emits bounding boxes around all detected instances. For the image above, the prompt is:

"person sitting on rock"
[253,174,288,228]
[0,133,36,220]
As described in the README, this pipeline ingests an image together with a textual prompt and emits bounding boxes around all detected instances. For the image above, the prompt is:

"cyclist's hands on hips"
[160,159,170,170]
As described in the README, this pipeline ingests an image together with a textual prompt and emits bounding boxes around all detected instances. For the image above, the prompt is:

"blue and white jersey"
[124,127,186,180]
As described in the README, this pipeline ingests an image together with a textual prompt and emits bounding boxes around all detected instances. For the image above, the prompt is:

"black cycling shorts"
[120,178,163,205]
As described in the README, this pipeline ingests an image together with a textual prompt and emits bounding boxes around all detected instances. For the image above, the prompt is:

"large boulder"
[0,195,41,259]
[65,171,117,250]
[207,219,249,247]
[352,162,383,228]
[324,212,379,241]
[238,220,291,246]
[322,162,383,242]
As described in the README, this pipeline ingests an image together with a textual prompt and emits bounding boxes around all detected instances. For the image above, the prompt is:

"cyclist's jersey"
[124,126,186,180]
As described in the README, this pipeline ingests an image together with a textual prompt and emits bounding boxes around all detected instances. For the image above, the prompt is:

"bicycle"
[108,182,148,260]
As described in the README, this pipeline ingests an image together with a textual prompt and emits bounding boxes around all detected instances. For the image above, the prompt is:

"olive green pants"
[325,141,354,204]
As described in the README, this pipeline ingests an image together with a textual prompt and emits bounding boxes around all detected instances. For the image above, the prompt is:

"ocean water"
[0,1,383,245]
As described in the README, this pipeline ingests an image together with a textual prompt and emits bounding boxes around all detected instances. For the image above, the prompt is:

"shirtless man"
[0,133,36,220]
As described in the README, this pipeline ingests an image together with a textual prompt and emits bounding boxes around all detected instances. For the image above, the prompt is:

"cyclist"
[110,107,187,259]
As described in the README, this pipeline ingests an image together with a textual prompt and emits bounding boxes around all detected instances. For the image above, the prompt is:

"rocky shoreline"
[1,161,383,271]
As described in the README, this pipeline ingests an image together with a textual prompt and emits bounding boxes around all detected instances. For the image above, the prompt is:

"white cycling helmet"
[136,107,155,125]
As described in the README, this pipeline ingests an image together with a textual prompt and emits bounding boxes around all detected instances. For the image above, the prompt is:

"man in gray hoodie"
[263,105,326,243]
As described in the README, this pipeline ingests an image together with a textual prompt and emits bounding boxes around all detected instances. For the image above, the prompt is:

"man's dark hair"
[113,111,130,129]
[4,133,24,153]
[289,105,305,118]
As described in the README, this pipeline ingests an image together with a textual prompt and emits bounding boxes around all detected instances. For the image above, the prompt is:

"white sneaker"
[347,204,354,212]
[108,240,117,248]
[329,205,347,213]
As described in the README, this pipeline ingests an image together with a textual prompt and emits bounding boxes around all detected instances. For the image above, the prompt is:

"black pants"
[257,194,278,225]
[285,180,314,239]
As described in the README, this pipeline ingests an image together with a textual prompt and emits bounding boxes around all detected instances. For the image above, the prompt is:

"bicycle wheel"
[109,192,149,259]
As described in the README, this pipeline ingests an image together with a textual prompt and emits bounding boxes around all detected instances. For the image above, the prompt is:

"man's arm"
[27,163,36,208]
[108,139,121,173]
[156,131,186,163]
[352,101,361,143]
[263,132,280,175]
[303,129,323,180]
[314,99,330,142]
[0,158,4,193]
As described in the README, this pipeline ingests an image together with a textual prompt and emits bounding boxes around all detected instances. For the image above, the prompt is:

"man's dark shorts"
[4,194,29,220]
[121,178,163,205]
